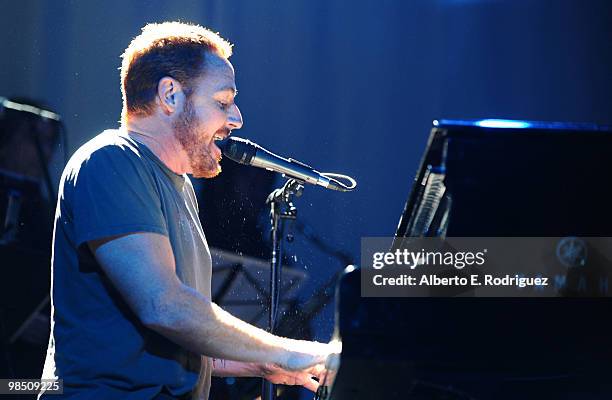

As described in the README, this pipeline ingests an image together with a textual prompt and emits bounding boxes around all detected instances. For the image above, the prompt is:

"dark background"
[1,0,611,398]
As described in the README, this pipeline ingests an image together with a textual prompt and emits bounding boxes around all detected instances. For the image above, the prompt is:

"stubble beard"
[173,97,222,179]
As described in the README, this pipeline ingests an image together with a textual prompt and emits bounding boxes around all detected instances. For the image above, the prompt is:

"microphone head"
[218,136,258,165]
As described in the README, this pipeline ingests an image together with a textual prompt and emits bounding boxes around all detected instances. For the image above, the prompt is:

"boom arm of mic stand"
[262,178,304,400]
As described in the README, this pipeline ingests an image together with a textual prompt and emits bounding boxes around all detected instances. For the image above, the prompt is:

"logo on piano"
[556,237,587,268]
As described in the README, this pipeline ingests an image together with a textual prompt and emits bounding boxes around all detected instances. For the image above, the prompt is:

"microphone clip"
[266,178,303,211]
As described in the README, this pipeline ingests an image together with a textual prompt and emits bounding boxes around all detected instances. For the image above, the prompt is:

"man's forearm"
[145,282,326,370]
[211,358,261,378]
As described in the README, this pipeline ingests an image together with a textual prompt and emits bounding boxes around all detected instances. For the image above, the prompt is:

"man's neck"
[124,118,191,175]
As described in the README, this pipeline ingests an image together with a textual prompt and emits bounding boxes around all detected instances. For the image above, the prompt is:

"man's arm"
[211,359,323,392]
[211,359,259,377]
[89,232,332,371]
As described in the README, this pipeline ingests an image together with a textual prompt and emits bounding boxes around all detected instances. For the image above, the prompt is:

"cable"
[320,172,357,192]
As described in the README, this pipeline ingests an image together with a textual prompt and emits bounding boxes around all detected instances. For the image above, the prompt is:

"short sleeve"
[65,144,168,247]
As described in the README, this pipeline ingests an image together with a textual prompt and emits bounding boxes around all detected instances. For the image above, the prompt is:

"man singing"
[40,21,333,399]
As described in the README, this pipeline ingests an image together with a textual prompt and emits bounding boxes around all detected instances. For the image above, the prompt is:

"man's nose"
[227,104,243,130]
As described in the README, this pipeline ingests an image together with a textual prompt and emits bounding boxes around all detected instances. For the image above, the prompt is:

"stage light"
[474,119,531,129]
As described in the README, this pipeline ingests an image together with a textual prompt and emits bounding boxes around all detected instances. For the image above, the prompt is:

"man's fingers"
[302,376,320,392]
[306,363,326,379]
[263,369,321,392]
[288,372,319,392]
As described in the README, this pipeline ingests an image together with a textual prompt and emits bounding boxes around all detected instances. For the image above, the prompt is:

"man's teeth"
[213,135,223,140]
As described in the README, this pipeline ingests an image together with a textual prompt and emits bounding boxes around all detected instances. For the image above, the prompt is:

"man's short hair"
[120,21,233,122]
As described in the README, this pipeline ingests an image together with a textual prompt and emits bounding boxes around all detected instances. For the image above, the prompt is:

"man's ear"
[157,76,183,115]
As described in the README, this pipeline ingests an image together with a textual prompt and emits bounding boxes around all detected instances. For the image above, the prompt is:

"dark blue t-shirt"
[40,129,213,399]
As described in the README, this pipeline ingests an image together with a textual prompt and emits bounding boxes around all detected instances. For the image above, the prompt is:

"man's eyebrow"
[217,86,237,96]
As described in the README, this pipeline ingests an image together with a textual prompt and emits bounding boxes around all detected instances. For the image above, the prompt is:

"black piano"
[319,120,612,400]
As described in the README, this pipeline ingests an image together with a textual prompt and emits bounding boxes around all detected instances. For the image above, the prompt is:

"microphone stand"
[262,178,303,400]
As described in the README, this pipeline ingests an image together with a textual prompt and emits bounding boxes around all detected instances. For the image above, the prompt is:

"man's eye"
[217,101,230,110]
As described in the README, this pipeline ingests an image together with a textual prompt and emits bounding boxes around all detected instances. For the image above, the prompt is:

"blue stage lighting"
[474,119,532,129]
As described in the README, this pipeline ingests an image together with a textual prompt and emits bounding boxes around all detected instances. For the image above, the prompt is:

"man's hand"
[260,363,325,392]
[211,358,326,392]
[282,339,341,371]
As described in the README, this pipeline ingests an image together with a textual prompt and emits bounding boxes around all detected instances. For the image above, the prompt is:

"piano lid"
[395,118,612,239]
[434,118,611,131]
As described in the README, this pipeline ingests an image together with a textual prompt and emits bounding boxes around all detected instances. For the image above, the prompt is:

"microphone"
[218,136,356,192]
